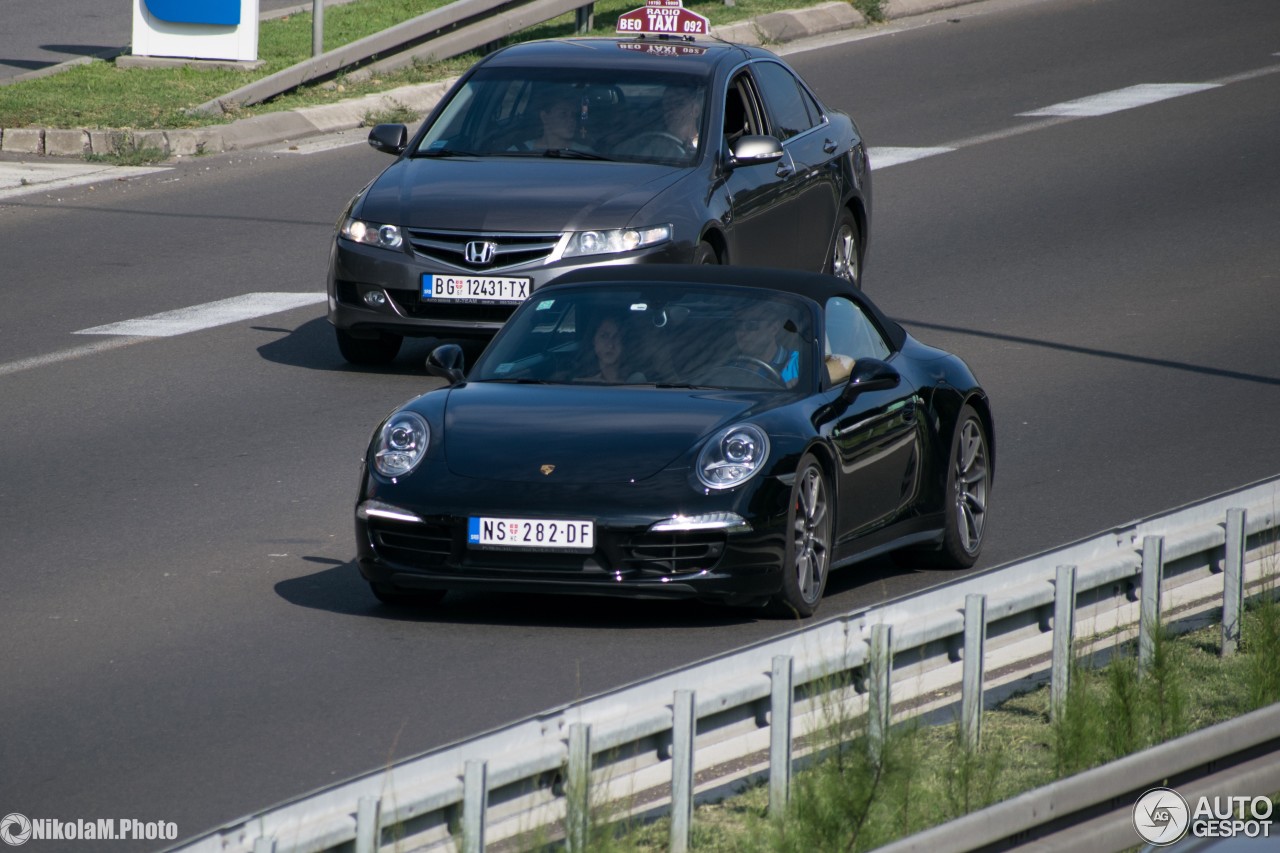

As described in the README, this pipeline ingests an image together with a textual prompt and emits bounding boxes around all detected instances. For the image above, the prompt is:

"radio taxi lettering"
[616,0,710,38]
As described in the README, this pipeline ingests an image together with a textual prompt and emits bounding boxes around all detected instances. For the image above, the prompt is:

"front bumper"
[354,496,788,605]
[327,237,689,341]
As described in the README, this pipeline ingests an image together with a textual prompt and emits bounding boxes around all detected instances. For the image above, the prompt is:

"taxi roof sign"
[616,0,711,39]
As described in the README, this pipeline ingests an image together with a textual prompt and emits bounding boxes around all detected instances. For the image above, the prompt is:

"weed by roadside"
[577,604,1280,852]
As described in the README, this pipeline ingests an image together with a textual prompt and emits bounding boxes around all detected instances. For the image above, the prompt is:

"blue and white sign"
[132,0,259,62]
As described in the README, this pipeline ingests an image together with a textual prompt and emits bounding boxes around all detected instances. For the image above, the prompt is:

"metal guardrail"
[170,475,1280,853]
[193,0,599,114]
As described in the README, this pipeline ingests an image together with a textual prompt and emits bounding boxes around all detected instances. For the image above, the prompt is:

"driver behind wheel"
[733,302,800,387]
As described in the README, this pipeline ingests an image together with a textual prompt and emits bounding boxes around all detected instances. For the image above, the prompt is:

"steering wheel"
[622,131,687,158]
[725,355,785,386]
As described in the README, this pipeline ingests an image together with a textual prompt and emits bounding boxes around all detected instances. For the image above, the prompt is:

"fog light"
[363,290,389,308]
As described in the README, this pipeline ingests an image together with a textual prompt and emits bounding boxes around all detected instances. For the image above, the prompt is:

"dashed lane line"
[74,292,327,337]
[0,162,170,200]
[872,63,1280,170]
[0,292,327,378]
[1017,82,1222,118]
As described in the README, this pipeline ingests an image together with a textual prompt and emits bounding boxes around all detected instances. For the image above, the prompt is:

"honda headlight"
[373,412,430,478]
[342,217,403,250]
[563,225,671,257]
[696,424,770,490]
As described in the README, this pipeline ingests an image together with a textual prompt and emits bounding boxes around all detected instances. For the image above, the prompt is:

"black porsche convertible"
[355,266,992,617]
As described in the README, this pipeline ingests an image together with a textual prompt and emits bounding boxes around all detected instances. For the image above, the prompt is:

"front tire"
[692,241,718,265]
[769,454,832,618]
[828,210,861,289]
[336,328,403,365]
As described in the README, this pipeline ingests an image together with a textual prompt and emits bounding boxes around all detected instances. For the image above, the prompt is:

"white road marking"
[275,135,368,155]
[75,292,327,337]
[0,162,170,200]
[0,338,145,378]
[1017,83,1221,117]
[867,146,956,170]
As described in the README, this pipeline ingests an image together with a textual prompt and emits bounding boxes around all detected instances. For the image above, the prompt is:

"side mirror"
[426,343,465,385]
[840,358,900,402]
[725,135,784,170]
[368,123,408,156]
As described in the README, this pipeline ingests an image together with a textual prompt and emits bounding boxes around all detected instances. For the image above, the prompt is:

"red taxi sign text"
[616,0,711,38]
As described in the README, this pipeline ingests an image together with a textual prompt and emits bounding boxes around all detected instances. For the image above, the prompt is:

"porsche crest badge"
[540,464,556,476]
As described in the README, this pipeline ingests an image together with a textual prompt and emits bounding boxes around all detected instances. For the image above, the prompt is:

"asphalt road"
[0,0,325,79]
[2,0,1280,847]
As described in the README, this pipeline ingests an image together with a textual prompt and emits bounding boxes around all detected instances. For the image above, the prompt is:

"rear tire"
[768,454,832,618]
[927,405,990,568]
[336,328,403,365]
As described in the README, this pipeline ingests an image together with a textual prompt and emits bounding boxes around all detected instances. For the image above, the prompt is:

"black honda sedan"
[354,266,991,618]
[327,28,871,365]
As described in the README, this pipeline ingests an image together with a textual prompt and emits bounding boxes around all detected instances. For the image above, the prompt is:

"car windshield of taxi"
[417,70,708,167]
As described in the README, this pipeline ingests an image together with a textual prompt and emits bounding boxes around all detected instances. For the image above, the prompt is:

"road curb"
[0,0,967,160]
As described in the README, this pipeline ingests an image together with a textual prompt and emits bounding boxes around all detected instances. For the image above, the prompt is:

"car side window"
[751,61,822,141]
[723,73,765,146]
[823,297,891,385]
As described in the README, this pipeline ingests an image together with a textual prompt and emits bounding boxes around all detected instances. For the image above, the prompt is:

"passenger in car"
[579,314,646,383]
[733,303,801,387]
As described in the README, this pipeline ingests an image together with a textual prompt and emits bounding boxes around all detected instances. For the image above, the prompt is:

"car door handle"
[823,139,838,154]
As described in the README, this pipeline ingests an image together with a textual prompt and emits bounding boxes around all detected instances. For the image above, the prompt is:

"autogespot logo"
[1134,787,1192,846]
[1,814,32,847]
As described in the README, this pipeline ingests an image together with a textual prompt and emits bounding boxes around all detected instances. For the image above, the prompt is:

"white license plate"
[468,517,595,551]
[424,275,532,303]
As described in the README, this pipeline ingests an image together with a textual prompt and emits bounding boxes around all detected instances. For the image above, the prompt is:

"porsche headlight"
[562,225,671,257]
[373,412,430,477]
[342,217,403,250]
[696,424,770,490]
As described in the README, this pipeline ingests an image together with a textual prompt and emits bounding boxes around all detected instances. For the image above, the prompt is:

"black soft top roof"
[548,265,907,349]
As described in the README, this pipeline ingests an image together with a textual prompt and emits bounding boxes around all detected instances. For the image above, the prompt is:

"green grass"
[567,596,1280,852]
[0,0,879,132]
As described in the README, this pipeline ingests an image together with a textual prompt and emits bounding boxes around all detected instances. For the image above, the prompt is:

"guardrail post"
[671,689,696,853]
[1222,508,1247,656]
[575,4,595,34]
[312,0,324,57]
[463,760,488,853]
[1139,535,1164,672]
[962,594,986,750]
[566,723,591,853]
[869,624,892,765]
[354,796,382,853]
[769,655,794,816]
[1051,565,1077,720]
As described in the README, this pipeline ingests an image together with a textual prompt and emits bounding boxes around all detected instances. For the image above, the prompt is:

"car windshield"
[413,67,709,166]
[471,284,815,392]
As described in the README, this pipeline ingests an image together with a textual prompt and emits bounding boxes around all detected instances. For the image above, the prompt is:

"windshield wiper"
[542,148,611,161]
[416,148,482,158]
